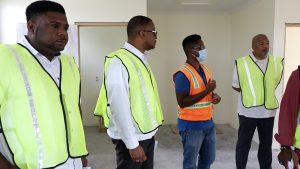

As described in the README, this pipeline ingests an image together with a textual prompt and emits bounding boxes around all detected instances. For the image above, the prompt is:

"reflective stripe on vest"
[236,55,283,109]
[0,44,88,169]
[242,57,257,106]
[182,102,211,109]
[175,63,213,121]
[120,50,158,127]
[181,65,199,89]
[273,56,278,78]
[7,45,44,168]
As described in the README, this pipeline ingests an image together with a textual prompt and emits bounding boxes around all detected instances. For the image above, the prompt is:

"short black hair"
[26,0,66,22]
[127,15,152,37]
[182,34,202,54]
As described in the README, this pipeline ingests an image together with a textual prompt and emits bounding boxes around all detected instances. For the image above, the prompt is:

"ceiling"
[148,0,257,14]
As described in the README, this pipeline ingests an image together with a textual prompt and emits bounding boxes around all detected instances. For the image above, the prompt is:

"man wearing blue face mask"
[173,34,221,169]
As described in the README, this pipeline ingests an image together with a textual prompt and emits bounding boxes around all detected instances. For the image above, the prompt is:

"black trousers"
[112,137,155,169]
[235,115,274,169]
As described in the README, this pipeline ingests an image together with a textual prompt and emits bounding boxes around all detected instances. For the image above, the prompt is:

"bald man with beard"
[232,34,283,169]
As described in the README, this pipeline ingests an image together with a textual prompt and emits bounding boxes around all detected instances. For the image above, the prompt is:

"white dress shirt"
[19,36,61,85]
[0,36,82,169]
[232,53,276,118]
[106,42,157,149]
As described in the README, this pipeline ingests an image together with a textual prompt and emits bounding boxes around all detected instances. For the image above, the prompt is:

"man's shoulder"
[105,48,129,59]
[0,44,23,59]
[200,63,210,70]
[268,54,283,60]
[176,64,189,75]
[174,71,186,78]
[290,67,300,81]
[106,56,126,71]
[174,71,189,83]
[0,44,8,51]
[235,55,254,65]
[236,55,250,60]
[60,53,73,58]
[60,53,76,63]
[0,43,21,49]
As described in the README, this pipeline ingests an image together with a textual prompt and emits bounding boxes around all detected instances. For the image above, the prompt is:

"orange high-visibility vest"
[174,63,213,121]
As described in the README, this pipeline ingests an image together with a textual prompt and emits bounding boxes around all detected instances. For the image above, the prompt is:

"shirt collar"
[123,42,148,64]
[18,36,60,62]
[250,52,268,62]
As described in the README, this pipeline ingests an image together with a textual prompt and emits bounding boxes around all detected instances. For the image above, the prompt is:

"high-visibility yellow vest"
[174,63,213,121]
[294,107,300,148]
[94,48,164,133]
[236,55,283,109]
[0,44,88,169]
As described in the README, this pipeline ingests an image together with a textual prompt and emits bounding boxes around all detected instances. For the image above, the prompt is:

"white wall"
[284,26,300,87]
[0,0,25,43]
[272,0,300,148]
[273,0,300,86]
[273,0,300,58]
[0,0,146,43]
[230,0,275,129]
[148,12,231,124]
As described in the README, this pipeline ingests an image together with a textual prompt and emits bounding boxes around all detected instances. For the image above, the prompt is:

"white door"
[79,23,127,126]
[284,25,300,87]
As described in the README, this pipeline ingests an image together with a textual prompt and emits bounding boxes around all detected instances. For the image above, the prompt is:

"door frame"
[283,23,300,88]
[75,22,127,71]
[75,22,127,126]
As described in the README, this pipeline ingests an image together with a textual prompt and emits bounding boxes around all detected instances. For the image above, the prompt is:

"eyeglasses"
[143,30,158,37]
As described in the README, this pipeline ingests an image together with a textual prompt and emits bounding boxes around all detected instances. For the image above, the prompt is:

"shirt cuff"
[123,137,139,149]
[232,83,240,88]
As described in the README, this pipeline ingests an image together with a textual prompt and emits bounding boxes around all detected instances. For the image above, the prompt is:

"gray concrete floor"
[84,124,282,169]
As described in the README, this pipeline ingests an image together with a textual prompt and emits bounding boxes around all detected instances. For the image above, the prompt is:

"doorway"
[284,24,300,87]
[77,22,127,126]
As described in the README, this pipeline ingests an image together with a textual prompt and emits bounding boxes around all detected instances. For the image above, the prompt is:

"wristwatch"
[280,145,291,150]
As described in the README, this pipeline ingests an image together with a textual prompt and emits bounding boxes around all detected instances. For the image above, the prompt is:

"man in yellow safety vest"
[94,15,164,169]
[233,34,283,169]
[0,1,88,168]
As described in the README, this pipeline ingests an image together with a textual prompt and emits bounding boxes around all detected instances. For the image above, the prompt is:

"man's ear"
[190,48,199,58]
[27,20,36,34]
[187,47,192,53]
[138,30,146,39]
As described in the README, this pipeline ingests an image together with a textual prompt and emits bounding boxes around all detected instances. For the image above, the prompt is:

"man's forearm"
[0,153,13,169]
[178,89,211,108]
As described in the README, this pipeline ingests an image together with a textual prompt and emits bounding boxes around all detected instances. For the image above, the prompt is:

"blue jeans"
[179,126,216,169]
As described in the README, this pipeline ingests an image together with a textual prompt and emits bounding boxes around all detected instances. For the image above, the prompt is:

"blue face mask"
[197,49,208,62]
